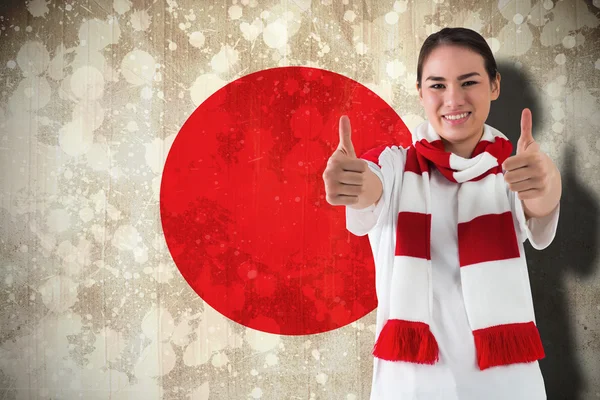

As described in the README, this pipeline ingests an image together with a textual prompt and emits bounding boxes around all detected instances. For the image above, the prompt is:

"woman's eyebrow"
[425,72,481,82]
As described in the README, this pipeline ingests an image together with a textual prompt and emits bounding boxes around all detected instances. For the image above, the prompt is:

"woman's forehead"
[423,45,487,76]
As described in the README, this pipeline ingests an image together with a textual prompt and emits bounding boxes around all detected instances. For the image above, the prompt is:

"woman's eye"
[429,82,477,89]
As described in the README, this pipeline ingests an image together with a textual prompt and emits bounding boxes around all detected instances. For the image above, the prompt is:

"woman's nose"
[444,86,466,107]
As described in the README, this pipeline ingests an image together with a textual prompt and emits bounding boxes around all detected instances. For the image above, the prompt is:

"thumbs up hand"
[502,108,554,201]
[323,116,367,206]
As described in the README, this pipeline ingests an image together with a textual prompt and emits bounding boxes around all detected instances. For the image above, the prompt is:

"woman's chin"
[438,119,483,138]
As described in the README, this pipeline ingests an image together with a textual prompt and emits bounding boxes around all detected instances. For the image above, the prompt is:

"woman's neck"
[440,127,485,159]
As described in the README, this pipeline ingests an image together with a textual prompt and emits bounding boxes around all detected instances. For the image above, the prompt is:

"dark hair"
[416,27,498,89]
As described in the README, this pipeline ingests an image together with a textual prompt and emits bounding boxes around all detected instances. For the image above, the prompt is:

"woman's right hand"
[323,116,382,208]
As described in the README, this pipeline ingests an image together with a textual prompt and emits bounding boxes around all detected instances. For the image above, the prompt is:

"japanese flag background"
[0,0,599,399]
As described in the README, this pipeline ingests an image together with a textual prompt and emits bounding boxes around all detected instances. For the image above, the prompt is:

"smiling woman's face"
[417,44,500,157]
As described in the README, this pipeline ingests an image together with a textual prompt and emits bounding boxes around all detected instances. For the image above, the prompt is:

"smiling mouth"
[443,112,471,121]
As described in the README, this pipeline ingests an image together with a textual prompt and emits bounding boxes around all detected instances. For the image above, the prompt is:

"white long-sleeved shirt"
[346,145,560,400]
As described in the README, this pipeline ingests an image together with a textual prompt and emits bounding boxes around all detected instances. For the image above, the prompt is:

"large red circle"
[160,67,411,335]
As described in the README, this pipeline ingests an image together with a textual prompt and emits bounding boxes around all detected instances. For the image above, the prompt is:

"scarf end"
[372,319,439,364]
[474,321,545,370]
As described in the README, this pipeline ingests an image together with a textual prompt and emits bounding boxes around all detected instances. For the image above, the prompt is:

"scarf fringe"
[372,319,439,364]
[473,321,545,370]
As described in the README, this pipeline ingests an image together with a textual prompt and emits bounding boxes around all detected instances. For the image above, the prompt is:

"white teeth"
[444,112,469,120]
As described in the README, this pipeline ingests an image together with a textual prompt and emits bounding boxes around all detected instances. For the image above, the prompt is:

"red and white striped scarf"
[371,122,545,370]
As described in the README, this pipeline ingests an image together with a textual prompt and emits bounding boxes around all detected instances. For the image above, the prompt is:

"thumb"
[338,115,357,158]
[517,108,537,154]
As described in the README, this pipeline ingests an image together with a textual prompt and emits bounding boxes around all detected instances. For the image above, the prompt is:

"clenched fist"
[323,116,368,206]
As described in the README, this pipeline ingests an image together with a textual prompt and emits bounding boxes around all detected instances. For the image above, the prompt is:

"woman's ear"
[416,82,423,105]
[491,72,501,101]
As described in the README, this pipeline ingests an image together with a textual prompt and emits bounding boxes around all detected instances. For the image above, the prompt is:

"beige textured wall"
[0,0,599,399]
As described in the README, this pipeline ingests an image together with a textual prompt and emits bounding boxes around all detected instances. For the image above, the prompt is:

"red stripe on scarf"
[405,146,431,175]
[468,137,513,181]
[409,141,445,175]
[372,320,439,364]
[412,138,511,183]
[458,212,520,267]
[360,145,391,167]
[473,322,545,370]
[472,136,513,160]
[396,212,431,260]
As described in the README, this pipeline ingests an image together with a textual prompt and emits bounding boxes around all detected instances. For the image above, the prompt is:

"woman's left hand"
[502,108,556,201]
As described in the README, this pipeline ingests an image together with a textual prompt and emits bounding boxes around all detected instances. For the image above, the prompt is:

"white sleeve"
[345,146,405,236]
[509,188,560,250]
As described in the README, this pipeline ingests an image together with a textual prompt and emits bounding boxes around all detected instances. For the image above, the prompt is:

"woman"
[322,28,562,400]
